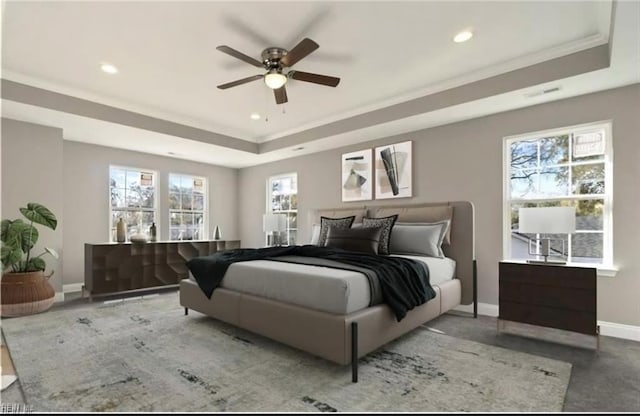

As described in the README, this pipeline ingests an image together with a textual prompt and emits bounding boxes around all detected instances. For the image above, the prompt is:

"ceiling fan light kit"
[264,70,287,89]
[216,38,340,105]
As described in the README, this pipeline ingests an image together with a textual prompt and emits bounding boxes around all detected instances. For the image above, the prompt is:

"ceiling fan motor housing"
[261,47,288,69]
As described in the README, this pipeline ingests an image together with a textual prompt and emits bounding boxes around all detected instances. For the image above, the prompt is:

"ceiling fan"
[216,38,340,105]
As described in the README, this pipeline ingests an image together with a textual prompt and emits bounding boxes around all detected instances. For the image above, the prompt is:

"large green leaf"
[26,257,46,272]
[20,203,57,230]
[1,245,23,270]
[1,219,12,242]
[5,220,38,254]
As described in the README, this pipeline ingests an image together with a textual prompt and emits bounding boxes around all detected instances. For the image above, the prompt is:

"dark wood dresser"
[84,240,240,299]
[498,261,598,344]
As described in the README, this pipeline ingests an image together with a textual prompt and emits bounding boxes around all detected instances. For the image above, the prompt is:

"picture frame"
[341,149,373,202]
[374,140,412,199]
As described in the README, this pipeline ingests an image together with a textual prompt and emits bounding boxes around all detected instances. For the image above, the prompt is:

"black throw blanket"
[186,245,436,321]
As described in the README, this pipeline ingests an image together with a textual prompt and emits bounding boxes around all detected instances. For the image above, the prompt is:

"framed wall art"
[375,140,412,199]
[341,149,372,202]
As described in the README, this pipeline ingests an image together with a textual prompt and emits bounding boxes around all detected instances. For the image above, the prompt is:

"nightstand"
[498,261,599,349]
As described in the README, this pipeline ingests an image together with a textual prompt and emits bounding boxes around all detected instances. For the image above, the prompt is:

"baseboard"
[453,302,499,317]
[454,303,639,342]
[63,283,84,293]
[598,321,640,342]
[54,292,65,303]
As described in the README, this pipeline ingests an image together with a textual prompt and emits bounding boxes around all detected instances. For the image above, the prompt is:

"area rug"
[1,292,571,412]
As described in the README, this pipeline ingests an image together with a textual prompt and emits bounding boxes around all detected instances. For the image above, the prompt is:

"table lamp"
[263,213,287,246]
[518,206,576,264]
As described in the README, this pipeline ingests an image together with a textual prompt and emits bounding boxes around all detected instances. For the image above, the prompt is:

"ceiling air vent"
[525,86,561,98]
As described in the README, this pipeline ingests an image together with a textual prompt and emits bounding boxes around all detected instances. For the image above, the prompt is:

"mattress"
[192,256,456,315]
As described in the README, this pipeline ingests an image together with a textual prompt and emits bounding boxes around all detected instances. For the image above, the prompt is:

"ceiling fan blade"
[290,71,340,87]
[217,74,263,89]
[216,45,263,67]
[280,38,319,67]
[274,86,288,105]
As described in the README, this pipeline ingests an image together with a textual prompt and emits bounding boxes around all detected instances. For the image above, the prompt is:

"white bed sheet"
[390,254,456,286]
[191,255,456,315]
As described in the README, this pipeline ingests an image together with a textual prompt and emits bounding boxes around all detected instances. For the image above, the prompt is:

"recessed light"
[250,113,261,120]
[453,30,473,43]
[100,63,118,74]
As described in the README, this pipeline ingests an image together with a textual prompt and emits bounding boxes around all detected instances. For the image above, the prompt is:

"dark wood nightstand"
[498,261,599,349]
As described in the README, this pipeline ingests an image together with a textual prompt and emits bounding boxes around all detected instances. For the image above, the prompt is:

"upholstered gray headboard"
[312,201,476,306]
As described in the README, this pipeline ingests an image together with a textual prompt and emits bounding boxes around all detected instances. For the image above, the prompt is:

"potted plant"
[1,203,59,317]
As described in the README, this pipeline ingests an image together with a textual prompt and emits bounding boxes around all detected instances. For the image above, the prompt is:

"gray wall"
[239,84,640,327]
[1,118,240,290]
[1,119,65,292]
[62,141,239,286]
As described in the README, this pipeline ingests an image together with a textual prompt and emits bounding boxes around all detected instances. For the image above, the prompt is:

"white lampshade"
[263,213,287,232]
[264,71,287,89]
[518,207,576,234]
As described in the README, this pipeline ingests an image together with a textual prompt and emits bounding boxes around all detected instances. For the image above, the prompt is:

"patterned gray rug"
[1,292,571,412]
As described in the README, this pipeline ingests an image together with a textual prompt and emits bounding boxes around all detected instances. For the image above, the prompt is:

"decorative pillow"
[372,205,453,245]
[325,225,383,255]
[389,221,450,258]
[318,216,355,246]
[309,224,321,245]
[362,215,398,255]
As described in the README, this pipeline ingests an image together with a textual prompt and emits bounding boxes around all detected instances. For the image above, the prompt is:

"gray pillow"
[325,225,383,255]
[318,216,355,246]
[362,215,398,255]
[389,220,450,258]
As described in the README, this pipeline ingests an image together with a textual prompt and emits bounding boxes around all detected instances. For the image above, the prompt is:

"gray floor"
[2,296,639,412]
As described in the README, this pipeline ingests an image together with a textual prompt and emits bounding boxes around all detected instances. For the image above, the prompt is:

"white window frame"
[109,165,159,241]
[168,173,208,241]
[502,121,615,275]
[266,172,298,246]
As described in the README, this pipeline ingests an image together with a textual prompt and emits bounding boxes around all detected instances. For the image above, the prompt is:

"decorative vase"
[0,271,55,317]
[116,218,126,242]
[213,225,221,240]
[149,222,157,242]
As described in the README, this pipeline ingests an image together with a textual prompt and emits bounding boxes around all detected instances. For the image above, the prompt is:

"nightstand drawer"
[499,301,597,335]
[499,281,596,312]
[499,262,595,289]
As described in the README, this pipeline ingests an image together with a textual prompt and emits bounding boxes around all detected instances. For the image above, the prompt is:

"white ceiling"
[2,1,639,168]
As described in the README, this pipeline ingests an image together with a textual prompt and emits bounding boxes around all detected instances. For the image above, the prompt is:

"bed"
[179,201,476,382]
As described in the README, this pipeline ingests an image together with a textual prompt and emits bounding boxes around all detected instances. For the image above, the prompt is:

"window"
[268,173,298,245]
[504,122,612,266]
[169,173,206,240]
[110,166,157,241]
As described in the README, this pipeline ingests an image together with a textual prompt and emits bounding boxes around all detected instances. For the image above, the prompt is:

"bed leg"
[184,307,189,316]
[351,322,358,383]
[473,260,478,319]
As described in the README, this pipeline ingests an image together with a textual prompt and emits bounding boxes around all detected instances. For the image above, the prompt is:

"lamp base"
[526,259,567,265]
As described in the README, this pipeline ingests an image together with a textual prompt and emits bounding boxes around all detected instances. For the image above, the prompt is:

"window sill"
[562,263,618,277]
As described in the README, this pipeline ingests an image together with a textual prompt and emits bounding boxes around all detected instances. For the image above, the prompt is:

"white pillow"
[389,221,450,258]
[310,224,321,245]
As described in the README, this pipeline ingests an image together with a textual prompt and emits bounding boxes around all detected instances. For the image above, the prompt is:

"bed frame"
[180,201,476,383]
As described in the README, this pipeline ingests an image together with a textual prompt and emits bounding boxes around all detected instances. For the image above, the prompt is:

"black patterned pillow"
[362,215,398,255]
[319,216,355,246]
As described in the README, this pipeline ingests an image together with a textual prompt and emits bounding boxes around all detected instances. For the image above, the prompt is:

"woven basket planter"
[1,271,55,317]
